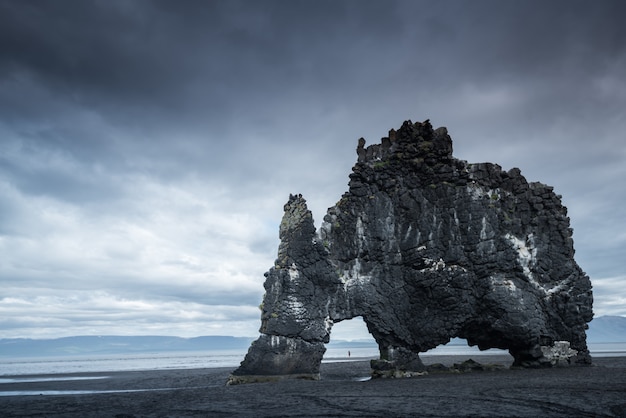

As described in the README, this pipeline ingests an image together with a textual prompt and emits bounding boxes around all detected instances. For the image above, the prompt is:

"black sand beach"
[2,355,625,417]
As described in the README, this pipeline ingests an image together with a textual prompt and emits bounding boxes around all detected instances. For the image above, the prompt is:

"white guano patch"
[422,257,446,271]
[341,258,371,291]
[504,234,567,296]
[286,295,306,317]
[420,257,467,273]
[504,233,536,277]
[504,233,550,293]
[489,276,519,292]
[467,184,485,200]
[467,185,502,201]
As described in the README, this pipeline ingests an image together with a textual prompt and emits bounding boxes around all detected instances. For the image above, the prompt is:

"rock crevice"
[229,119,593,384]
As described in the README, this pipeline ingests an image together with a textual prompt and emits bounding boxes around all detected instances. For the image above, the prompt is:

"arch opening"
[421,338,513,368]
[323,316,377,362]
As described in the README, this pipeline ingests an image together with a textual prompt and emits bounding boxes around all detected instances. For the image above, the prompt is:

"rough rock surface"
[230,119,593,383]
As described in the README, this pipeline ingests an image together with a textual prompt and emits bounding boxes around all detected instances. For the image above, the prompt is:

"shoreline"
[2,345,623,376]
[1,354,623,382]
[1,353,516,380]
[1,356,625,417]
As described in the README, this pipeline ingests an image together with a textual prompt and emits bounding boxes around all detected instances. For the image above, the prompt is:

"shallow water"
[0,350,245,376]
[1,342,623,376]
[0,388,152,397]
[0,376,110,384]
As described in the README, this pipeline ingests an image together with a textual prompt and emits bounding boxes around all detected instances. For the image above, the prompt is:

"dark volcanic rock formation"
[229,119,593,384]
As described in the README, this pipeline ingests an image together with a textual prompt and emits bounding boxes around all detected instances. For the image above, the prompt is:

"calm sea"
[1,342,624,377]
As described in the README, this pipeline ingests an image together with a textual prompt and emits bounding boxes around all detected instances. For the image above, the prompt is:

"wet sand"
[1,355,625,417]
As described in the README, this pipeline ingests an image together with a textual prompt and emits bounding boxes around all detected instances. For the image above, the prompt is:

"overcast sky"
[1,0,625,341]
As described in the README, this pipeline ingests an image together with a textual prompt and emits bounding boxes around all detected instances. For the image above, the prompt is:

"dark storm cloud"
[4,1,625,104]
[3,1,624,160]
[1,1,371,116]
[0,1,196,107]
[1,0,625,337]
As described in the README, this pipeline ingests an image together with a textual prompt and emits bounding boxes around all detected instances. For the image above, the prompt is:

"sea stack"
[228,119,593,384]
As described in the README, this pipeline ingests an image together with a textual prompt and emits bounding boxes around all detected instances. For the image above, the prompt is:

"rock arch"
[228,119,593,384]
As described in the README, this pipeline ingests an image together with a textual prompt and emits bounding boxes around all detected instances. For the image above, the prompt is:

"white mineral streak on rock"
[383,214,397,252]
[324,316,333,333]
[270,335,280,347]
[356,216,365,253]
[540,341,578,365]
[480,216,488,240]
[404,224,412,241]
[288,263,299,281]
[385,214,395,238]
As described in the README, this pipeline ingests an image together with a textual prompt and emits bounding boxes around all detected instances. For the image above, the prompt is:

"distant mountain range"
[1,315,624,358]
